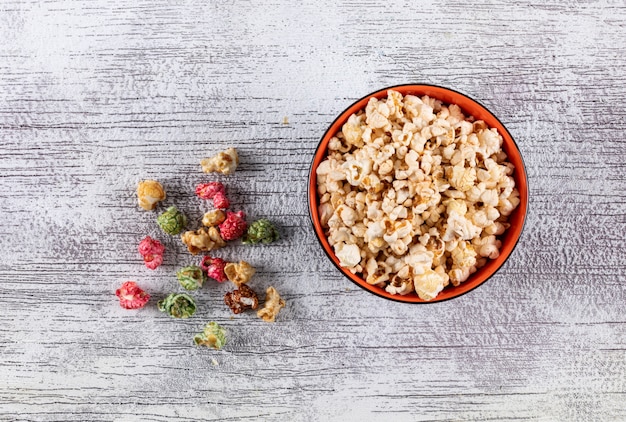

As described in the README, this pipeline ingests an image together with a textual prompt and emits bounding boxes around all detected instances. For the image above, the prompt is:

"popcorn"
[316,90,520,300]
[176,265,207,290]
[218,211,247,241]
[202,209,226,227]
[224,260,256,287]
[201,256,228,282]
[257,286,286,323]
[137,236,165,270]
[158,293,196,318]
[201,147,239,175]
[194,322,227,350]
[181,227,225,255]
[224,285,259,314]
[242,219,280,245]
[137,180,166,211]
[157,206,187,235]
[116,281,150,309]
[195,182,225,200]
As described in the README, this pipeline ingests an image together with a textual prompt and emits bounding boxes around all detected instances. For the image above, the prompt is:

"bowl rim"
[307,83,529,303]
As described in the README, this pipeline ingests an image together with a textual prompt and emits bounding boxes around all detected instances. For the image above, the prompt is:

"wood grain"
[0,0,625,420]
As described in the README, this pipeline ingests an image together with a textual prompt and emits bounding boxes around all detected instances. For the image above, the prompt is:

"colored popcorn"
[193,322,227,350]
[218,211,247,241]
[200,256,228,283]
[116,281,150,309]
[224,285,259,314]
[176,265,207,290]
[212,191,230,209]
[157,293,197,319]
[138,236,165,270]
[157,206,187,235]
[242,219,280,245]
[195,182,225,200]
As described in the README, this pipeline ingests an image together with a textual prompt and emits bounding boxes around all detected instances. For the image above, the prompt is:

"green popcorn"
[193,322,227,350]
[176,265,206,290]
[242,219,279,245]
[157,206,187,235]
[157,293,196,318]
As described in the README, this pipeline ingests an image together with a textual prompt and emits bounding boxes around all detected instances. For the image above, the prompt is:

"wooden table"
[1,1,625,420]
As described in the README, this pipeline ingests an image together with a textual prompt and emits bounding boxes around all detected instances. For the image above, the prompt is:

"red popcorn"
[218,211,247,241]
[212,191,230,209]
[201,256,228,283]
[116,281,150,309]
[138,236,165,270]
[143,253,163,270]
[195,182,225,200]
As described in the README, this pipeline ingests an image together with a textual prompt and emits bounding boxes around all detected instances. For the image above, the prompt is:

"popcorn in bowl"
[314,89,523,301]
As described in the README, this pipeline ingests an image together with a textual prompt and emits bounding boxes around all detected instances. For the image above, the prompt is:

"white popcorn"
[316,91,520,300]
[334,243,361,268]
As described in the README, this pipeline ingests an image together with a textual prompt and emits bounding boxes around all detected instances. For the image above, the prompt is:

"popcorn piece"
[224,260,256,287]
[212,192,230,209]
[181,227,225,255]
[201,147,239,175]
[202,209,227,227]
[176,265,207,290]
[224,285,259,314]
[201,256,228,282]
[334,242,361,268]
[137,236,165,270]
[257,286,286,323]
[157,206,187,235]
[414,269,446,301]
[195,182,225,200]
[137,180,166,211]
[242,219,280,245]
[218,211,247,241]
[157,293,196,318]
[194,322,227,350]
[116,281,150,309]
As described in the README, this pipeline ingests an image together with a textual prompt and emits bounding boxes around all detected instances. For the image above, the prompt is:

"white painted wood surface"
[1,0,625,420]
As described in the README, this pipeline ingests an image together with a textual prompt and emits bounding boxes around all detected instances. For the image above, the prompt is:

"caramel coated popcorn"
[316,90,520,300]
[137,180,166,210]
[201,147,239,175]
[257,286,285,323]
[181,226,225,255]
[224,260,255,287]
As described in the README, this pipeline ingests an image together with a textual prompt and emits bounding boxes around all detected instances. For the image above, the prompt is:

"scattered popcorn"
[202,209,226,227]
[138,236,165,270]
[257,286,285,323]
[224,260,255,287]
[181,227,225,255]
[176,265,207,290]
[137,180,166,211]
[194,322,227,350]
[157,206,187,235]
[316,90,521,300]
[195,182,225,200]
[224,285,259,314]
[116,281,150,309]
[201,147,239,175]
[218,211,247,241]
[242,219,280,245]
[200,256,228,283]
[158,293,197,318]
[212,191,230,209]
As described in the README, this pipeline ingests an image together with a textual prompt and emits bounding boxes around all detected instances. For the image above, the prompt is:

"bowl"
[308,84,528,303]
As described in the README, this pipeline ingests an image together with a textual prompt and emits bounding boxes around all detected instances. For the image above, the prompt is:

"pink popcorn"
[138,236,165,270]
[212,191,230,209]
[195,182,225,200]
[218,211,247,241]
[201,256,228,283]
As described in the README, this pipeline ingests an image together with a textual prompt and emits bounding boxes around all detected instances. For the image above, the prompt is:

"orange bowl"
[308,84,528,303]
